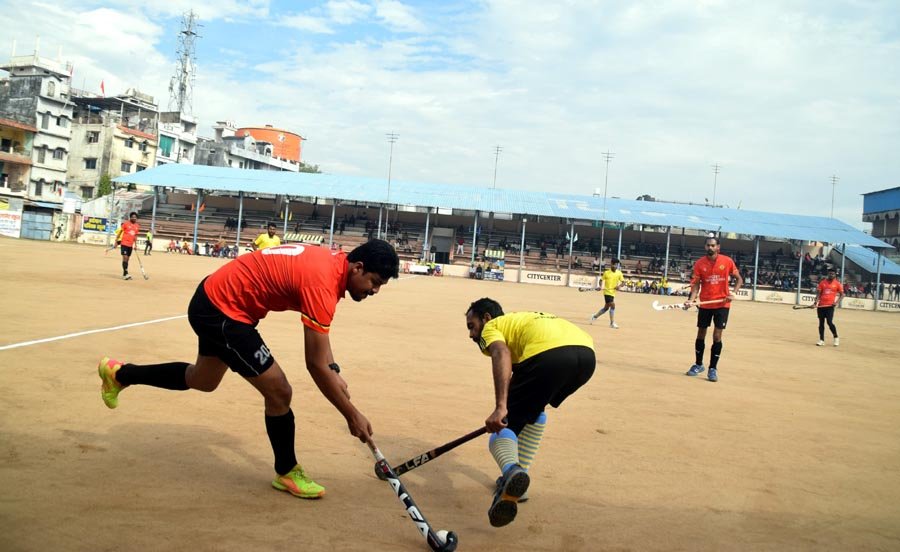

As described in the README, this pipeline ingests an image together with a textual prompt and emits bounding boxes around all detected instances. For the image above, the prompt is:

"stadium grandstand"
[109,164,899,311]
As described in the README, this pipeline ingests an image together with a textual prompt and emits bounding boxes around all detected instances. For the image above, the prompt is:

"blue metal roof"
[116,164,890,249]
[862,187,900,215]
[840,245,900,276]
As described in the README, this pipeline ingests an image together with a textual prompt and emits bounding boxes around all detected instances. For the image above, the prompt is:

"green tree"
[98,174,113,197]
[298,162,321,174]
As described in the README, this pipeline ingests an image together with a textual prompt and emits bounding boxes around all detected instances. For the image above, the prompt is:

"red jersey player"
[685,235,743,382]
[116,211,140,280]
[97,240,399,499]
[814,268,844,346]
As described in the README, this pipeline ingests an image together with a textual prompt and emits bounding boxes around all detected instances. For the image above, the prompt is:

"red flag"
[100,80,106,96]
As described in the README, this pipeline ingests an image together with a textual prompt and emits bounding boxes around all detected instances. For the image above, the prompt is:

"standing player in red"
[97,239,399,499]
[814,268,844,347]
[685,236,743,382]
[116,211,140,280]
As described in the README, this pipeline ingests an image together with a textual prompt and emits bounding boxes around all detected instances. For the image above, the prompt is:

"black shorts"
[603,294,615,305]
[697,307,730,329]
[187,279,276,378]
[817,306,835,320]
[507,345,596,434]
[120,245,133,256]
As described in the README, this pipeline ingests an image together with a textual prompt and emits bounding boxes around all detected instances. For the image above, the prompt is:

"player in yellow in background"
[589,257,625,328]
[465,298,596,528]
[253,222,282,250]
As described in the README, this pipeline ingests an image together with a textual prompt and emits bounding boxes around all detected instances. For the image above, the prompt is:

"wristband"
[328,362,341,373]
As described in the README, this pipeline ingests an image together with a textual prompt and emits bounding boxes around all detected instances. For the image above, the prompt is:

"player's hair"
[705,235,719,246]
[466,297,504,319]
[348,239,400,280]
[267,222,277,229]
[129,211,138,217]
[611,257,620,265]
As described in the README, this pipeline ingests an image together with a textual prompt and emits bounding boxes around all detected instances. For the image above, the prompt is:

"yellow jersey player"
[254,222,282,250]
[589,258,625,328]
[465,298,596,527]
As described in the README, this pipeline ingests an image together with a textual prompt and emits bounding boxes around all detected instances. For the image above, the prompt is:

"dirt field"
[1,237,899,552]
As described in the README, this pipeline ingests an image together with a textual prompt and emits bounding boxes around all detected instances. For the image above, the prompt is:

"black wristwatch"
[328,362,341,373]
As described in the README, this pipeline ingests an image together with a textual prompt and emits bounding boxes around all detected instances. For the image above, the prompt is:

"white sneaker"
[123,274,132,280]
[610,322,619,329]
[589,315,596,325]
[816,340,825,346]
[833,337,839,347]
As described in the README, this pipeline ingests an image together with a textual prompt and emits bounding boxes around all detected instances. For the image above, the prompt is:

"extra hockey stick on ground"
[368,439,458,552]
[578,286,597,293]
[375,426,488,480]
[651,299,725,311]
[792,304,816,310]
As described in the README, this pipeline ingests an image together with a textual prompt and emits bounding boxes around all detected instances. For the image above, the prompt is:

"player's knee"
[267,381,293,408]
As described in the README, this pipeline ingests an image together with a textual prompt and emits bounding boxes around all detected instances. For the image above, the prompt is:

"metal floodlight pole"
[711,163,721,207]
[384,132,399,239]
[492,145,502,189]
[599,150,614,262]
[830,175,839,218]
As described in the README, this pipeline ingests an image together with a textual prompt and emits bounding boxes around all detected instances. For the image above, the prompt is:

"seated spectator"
[166,239,178,253]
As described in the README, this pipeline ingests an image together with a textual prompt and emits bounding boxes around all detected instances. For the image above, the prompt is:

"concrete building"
[157,111,198,166]
[194,121,300,172]
[0,116,35,196]
[0,52,74,203]
[67,89,159,199]
[862,187,900,258]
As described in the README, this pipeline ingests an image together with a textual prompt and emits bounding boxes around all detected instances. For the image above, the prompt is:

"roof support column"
[377,206,383,240]
[150,186,158,233]
[875,250,883,311]
[192,189,202,254]
[422,208,431,262]
[663,226,671,279]
[329,201,336,247]
[752,236,760,301]
[282,198,290,237]
[518,217,527,283]
[236,191,244,252]
[470,212,479,265]
[566,219,575,286]
[796,243,803,306]
[838,244,846,307]
[617,223,623,261]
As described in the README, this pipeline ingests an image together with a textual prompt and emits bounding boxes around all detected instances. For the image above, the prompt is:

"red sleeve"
[299,287,336,334]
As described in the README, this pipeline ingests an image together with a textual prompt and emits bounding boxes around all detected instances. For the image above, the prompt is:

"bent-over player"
[98,240,399,499]
[814,268,843,346]
[685,236,743,382]
[465,298,596,527]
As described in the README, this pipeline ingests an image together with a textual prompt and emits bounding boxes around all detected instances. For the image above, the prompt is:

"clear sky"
[3,1,898,229]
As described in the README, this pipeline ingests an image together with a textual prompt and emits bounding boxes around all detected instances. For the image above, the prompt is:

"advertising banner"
[0,210,23,238]
[82,216,117,233]
[521,270,566,286]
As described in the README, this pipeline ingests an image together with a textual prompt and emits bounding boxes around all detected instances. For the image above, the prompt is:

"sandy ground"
[1,237,899,552]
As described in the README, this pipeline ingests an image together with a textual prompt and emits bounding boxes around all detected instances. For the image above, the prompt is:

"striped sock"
[489,428,519,474]
[518,412,546,471]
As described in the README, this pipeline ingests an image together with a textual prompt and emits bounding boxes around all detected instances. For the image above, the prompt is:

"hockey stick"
[375,426,488,481]
[134,251,149,280]
[792,304,816,310]
[368,439,458,552]
[651,298,725,311]
[577,286,597,293]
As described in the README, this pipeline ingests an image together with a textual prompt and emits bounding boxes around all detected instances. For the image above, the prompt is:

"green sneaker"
[272,464,325,499]
[98,357,125,409]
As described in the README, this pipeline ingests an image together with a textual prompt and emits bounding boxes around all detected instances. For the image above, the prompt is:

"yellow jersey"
[254,233,281,250]
[479,312,594,365]
[600,269,624,296]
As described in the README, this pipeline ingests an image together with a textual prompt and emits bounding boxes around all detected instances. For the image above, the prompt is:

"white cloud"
[326,0,372,25]
[276,13,336,34]
[374,0,426,34]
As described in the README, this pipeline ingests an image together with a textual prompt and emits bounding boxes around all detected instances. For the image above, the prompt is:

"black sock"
[266,409,298,475]
[122,261,128,275]
[695,339,705,365]
[710,342,723,369]
[117,362,189,390]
